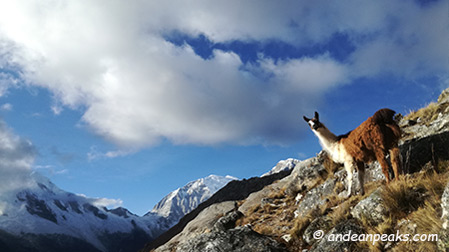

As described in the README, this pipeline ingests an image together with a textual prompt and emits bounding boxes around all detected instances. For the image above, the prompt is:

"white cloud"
[0,0,446,148]
[87,146,133,161]
[348,0,449,79]
[0,72,19,97]
[79,194,123,209]
[0,103,12,111]
[33,164,68,176]
[0,119,35,193]
[50,105,63,115]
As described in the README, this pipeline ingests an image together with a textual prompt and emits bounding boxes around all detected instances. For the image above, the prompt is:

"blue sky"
[0,0,447,215]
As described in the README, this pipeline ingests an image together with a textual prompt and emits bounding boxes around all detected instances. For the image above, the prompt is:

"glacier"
[0,172,236,252]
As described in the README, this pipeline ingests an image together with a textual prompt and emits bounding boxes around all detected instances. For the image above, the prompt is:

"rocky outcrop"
[175,225,287,252]
[175,210,287,252]
[153,201,237,251]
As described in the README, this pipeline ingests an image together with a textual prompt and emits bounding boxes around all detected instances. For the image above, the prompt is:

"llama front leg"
[344,160,355,198]
[356,162,365,195]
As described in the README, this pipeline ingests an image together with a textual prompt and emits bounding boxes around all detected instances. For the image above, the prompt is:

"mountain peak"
[148,174,236,226]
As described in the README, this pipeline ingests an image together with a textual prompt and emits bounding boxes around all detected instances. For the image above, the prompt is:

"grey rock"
[171,206,287,251]
[154,201,237,252]
[296,178,336,217]
[175,225,288,252]
[213,210,243,232]
[438,180,449,251]
[351,189,386,226]
[284,156,327,197]
[401,88,449,144]
[441,181,449,229]
[400,131,449,174]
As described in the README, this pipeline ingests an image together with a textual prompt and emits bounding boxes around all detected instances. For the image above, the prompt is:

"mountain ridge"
[0,172,237,252]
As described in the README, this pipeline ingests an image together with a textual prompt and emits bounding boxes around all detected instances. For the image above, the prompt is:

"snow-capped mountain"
[262,158,300,177]
[0,172,166,252]
[148,175,237,228]
[0,173,235,252]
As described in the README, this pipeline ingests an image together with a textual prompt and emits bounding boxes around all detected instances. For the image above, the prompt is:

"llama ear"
[303,116,310,122]
[314,111,319,121]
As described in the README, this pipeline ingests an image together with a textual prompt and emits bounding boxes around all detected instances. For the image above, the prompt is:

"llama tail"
[373,108,402,140]
[372,108,396,124]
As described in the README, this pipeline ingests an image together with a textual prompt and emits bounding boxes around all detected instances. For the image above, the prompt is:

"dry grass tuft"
[412,201,442,234]
[417,170,448,198]
[381,178,426,219]
[327,199,353,226]
[394,199,442,252]
[360,216,395,252]
[404,102,449,126]
[290,206,325,239]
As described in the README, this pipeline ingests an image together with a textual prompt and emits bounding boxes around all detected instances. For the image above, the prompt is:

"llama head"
[303,111,322,130]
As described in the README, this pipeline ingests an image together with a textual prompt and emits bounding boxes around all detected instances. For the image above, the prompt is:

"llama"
[303,108,402,197]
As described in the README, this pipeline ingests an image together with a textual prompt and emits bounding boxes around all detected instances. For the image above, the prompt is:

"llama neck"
[313,125,338,153]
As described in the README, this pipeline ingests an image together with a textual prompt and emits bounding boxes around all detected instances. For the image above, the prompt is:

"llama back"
[340,108,401,162]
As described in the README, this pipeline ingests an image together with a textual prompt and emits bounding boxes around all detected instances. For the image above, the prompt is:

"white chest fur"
[313,130,350,164]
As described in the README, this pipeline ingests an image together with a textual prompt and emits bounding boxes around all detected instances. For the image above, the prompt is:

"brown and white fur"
[303,109,402,197]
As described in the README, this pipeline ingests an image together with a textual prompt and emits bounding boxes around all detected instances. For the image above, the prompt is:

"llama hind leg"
[375,150,391,183]
[344,160,355,198]
[356,162,365,195]
[389,146,402,180]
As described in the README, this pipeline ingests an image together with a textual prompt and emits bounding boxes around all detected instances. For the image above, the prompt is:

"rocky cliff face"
[145,87,449,252]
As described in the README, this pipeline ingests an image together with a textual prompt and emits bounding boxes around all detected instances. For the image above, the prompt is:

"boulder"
[351,189,386,226]
[175,210,287,252]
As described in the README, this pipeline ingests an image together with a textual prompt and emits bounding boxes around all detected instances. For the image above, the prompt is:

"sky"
[0,0,447,216]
